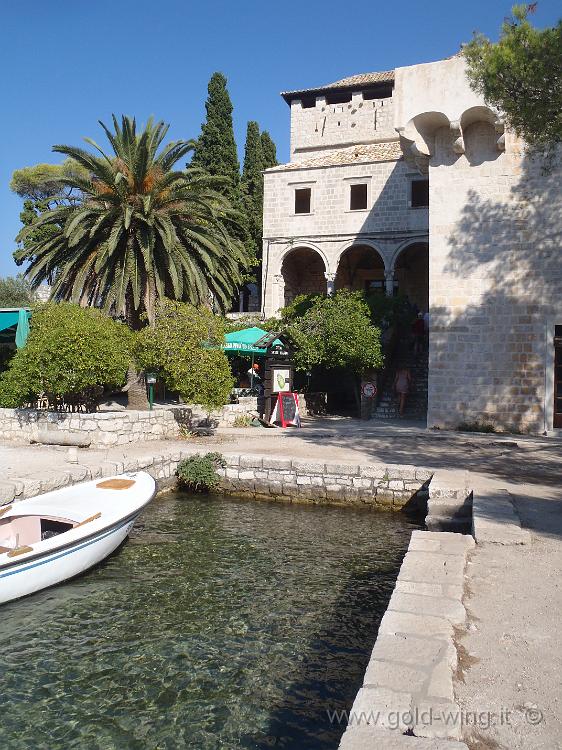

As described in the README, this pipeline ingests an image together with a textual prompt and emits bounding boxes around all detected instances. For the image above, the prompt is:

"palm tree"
[15,115,250,328]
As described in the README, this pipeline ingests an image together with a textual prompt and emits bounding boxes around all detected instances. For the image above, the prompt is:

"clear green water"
[0,493,419,750]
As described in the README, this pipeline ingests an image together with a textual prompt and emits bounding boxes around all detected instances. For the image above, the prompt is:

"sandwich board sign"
[270,392,301,428]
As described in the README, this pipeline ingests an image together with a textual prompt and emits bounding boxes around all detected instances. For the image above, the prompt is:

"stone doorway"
[281,247,327,306]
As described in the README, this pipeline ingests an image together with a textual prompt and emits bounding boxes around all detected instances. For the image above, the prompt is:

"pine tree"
[191,72,240,200]
[260,130,278,169]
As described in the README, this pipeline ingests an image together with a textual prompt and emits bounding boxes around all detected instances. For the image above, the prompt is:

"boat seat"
[96,479,136,490]
[75,512,102,527]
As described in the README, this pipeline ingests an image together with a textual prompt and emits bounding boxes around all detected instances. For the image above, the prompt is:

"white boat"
[0,471,155,604]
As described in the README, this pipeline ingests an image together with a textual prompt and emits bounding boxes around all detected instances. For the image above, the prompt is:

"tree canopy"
[14,115,251,327]
[285,291,383,375]
[0,302,131,411]
[463,4,562,152]
[10,159,88,203]
[191,72,241,199]
[134,299,233,411]
[0,274,34,308]
[241,122,278,267]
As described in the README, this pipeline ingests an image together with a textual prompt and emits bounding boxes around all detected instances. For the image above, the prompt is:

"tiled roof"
[266,141,402,172]
[281,70,394,103]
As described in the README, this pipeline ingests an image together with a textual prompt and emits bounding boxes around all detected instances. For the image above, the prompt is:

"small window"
[295,188,311,214]
[326,91,352,105]
[350,183,368,210]
[411,179,429,208]
[362,85,393,100]
[301,96,316,109]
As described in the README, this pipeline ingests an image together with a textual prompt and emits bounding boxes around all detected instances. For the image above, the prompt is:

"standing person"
[394,367,412,417]
[248,362,262,392]
[412,312,425,356]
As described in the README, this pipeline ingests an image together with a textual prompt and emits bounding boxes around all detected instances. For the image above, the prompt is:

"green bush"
[135,300,234,412]
[286,290,383,375]
[0,302,131,411]
[176,452,226,492]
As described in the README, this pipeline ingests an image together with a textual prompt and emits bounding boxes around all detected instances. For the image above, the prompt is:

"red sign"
[271,392,301,428]
[361,382,377,398]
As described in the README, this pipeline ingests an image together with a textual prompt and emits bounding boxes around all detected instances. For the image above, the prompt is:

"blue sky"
[0,0,559,276]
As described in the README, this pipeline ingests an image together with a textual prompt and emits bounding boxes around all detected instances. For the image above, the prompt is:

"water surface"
[0,493,419,749]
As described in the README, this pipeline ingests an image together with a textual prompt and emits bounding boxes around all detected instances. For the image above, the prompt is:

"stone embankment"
[0,448,432,511]
[338,531,474,750]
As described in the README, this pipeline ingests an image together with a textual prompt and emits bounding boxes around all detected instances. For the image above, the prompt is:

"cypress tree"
[191,72,240,199]
[241,121,265,264]
[260,130,278,169]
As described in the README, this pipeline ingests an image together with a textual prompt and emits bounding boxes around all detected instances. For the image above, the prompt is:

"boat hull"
[0,471,155,604]
[0,514,138,604]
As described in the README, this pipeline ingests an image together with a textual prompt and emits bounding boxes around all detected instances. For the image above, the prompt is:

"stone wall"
[217,456,431,508]
[262,155,429,316]
[427,132,561,432]
[0,407,188,447]
[290,92,396,158]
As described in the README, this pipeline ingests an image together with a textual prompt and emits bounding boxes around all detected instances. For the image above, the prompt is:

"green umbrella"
[222,327,282,355]
[15,309,30,349]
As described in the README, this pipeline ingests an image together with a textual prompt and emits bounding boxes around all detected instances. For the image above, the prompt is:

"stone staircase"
[373,346,428,421]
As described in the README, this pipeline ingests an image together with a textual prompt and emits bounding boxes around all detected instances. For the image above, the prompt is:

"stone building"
[261,54,561,433]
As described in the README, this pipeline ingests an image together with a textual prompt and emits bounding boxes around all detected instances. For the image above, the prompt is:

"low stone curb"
[0,449,432,512]
[472,489,530,545]
[217,455,432,508]
[338,530,474,748]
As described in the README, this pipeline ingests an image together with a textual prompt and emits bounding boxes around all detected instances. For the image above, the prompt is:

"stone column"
[325,272,336,296]
[273,274,285,314]
[385,270,394,297]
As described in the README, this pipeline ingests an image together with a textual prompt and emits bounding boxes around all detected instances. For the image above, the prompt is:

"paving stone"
[264,457,292,470]
[370,634,446,667]
[339,727,468,749]
[363,659,428,693]
[413,699,462,741]
[348,686,412,731]
[472,490,530,545]
[378,611,454,639]
[325,462,360,476]
[388,592,466,625]
[427,658,455,702]
[398,551,466,585]
[239,455,263,469]
[291,459,324,474]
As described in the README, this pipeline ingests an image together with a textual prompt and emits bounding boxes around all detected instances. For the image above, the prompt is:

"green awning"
[0,309,31,347]
[222,327,282,355]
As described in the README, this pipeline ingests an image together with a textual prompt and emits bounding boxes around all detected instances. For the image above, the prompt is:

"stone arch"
[280,245,327,306]
[334,242,386,294]
[392,241,429,311]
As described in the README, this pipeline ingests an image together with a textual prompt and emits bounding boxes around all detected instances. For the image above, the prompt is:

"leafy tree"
[463,4,562,153]
[14,115,250,328]
[0,303,131,411]
[11,159,88,265]
[191,72,241,200]
[135,300,234,411]
[0,275,34,308]
[286,291,383,375]
[260,130,278,169]
[10,159,88,203]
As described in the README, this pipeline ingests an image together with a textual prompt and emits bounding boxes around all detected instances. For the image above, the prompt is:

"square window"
[295,188,311,214]
[411,179,429,208]
[350,183,368,210]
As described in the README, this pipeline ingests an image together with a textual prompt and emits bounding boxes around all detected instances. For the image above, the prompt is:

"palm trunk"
[123,286,149,410]
[124,365,149,410]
